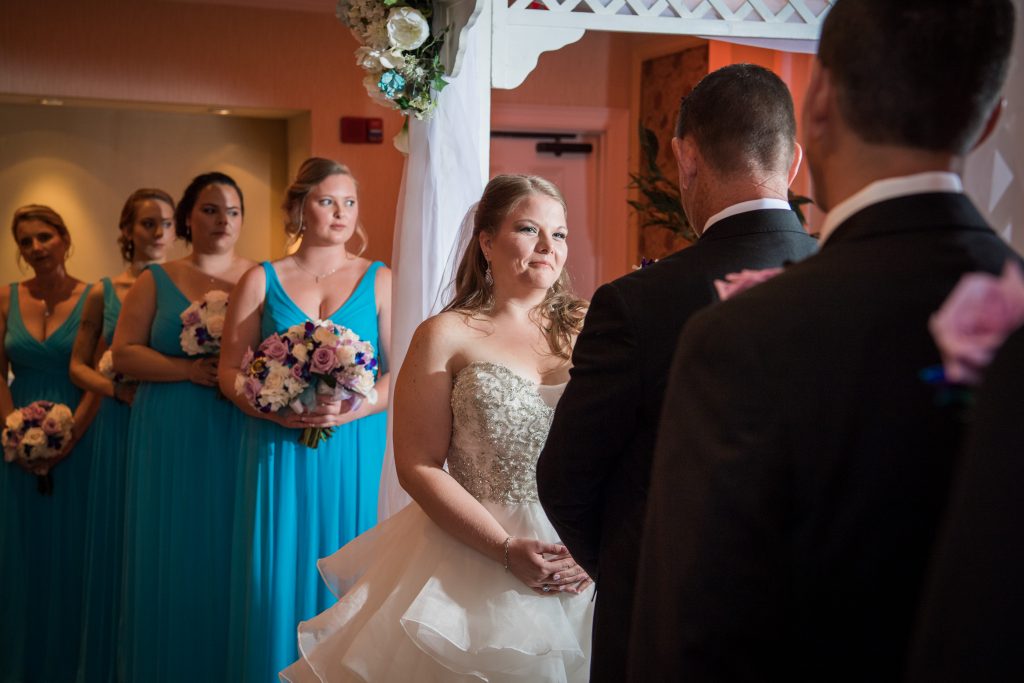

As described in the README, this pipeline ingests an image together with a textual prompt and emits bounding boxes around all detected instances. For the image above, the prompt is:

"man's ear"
[672,136,698,191]
[971,97,1004,151]
[786,142,804,187]
[802,59,831,151]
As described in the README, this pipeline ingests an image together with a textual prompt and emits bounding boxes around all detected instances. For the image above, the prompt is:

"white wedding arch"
[379,0,835,517]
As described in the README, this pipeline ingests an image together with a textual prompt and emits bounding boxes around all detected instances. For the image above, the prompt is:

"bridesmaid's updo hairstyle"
[282,157,367,256]
[174,171,245,244]
[118,188,175,261]
[444,174,586,360]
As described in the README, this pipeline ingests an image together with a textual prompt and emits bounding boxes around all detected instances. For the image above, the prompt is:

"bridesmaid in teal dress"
[112,173,254,682]
[0,205,99,682]
[68,189,177,683]
[220,158,390,682]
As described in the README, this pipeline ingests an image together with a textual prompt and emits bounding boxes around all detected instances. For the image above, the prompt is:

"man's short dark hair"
[819,0,1015,154]
[674,63,796,176]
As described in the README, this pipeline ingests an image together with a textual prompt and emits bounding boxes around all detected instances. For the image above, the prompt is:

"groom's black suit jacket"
[628,193,1023,682]
[536,208,818,683]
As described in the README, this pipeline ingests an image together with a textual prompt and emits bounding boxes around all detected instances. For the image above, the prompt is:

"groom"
[629,0,1019,680]
[536,64,817,683]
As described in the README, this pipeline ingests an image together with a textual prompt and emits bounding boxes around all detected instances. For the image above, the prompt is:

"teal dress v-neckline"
[1,281,94,682]
[120,264,248,682]
[229,260,388,682]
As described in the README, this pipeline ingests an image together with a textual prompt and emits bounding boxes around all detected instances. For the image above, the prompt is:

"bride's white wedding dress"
[281,361,594,683]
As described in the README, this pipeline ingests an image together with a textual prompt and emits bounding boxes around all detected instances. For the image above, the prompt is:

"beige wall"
[0,0,407,270]
[0,103,287,285]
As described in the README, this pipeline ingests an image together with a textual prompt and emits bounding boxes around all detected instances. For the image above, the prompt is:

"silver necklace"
[291,256,340,283]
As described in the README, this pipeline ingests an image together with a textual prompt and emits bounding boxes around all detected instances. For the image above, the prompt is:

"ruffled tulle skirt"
[280,501,594,683]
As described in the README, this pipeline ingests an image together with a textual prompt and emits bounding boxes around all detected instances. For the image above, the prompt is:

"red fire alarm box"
[340,117,384,144]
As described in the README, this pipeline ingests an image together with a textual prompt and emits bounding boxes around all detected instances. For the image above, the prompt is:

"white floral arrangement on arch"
[337,0,449,120]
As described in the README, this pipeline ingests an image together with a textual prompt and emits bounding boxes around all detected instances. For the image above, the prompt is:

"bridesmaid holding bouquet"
[112,173,254,681]
[0,205,98,682]
[69,189,177,683]
[220,157,390,682]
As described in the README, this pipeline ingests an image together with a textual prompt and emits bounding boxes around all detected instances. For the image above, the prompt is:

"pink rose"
[291,363,305,380]
[714,267,784,301]
[310,346,339,375]
[242,377,262,404]
[21,403,47,423]
[929,260,1024,385]
[41,416,64,436]
[259,335,289,363]
[181,309,202,326]
[240,347,255,370]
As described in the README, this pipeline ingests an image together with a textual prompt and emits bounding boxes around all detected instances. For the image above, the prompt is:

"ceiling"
[165,0,336,14]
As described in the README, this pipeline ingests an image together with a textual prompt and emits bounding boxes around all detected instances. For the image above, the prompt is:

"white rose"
[292,343,309,364]
[355,46,406,71]
[206,315,225,337]
[5,411,24,432]
[336,345,357,367]
[21,427,46,452]
[386,7,430,51]
[312,326,337,346]
[98,350,115,379]
[204,290,230,309]
[49,404,73,427]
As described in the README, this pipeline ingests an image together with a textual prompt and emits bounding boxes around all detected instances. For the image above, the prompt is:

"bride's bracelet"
[503,535,513,571]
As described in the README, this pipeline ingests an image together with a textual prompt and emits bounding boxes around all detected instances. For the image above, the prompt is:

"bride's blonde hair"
[443,174,587,360]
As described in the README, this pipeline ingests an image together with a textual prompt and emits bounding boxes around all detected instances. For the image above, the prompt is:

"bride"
[282,174,594,683]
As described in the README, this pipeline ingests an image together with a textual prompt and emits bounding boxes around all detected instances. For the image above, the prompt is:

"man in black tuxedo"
[536,64,817,683]
[906,325,1024,682]
[629,1,1018,681]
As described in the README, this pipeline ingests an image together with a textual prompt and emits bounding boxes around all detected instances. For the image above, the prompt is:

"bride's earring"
[484,262,493,286]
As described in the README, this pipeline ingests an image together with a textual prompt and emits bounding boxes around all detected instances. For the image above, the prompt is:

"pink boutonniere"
[929,260,1024,386]
[713,267,784,301]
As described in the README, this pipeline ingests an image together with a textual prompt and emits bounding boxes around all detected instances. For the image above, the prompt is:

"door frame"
[491,103,630,284]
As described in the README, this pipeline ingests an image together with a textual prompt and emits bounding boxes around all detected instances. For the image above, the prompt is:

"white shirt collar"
[702,198,792,235]
[818,171,963,245]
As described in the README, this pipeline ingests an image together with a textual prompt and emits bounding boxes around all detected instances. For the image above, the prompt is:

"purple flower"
[310,347,339,374]
[181,309,202,326]
[21,403,47,423]
[259,335,289,363]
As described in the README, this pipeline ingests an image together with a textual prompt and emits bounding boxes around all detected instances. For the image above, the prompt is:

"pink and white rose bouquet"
[236,320,379,448]
[180,289,230,355]
[3,400,74,494]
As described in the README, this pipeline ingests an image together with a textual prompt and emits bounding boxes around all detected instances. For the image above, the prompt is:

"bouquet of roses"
[180,289,230,355]
[2,400,74,494]
[236,320,378,448]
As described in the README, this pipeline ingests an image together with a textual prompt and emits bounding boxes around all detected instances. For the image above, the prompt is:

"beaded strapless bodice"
[448,362,565,504]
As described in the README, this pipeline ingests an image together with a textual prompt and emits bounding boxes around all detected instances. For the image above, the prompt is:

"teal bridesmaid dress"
[77,277,128,683]
[119,265,246,682]
[229,261,387,682]
[0,282,93,683]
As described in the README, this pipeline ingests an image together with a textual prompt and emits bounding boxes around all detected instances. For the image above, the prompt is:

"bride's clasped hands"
[505,536,593,595]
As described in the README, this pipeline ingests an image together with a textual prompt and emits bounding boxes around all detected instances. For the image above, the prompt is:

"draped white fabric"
[377,17,490,520]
